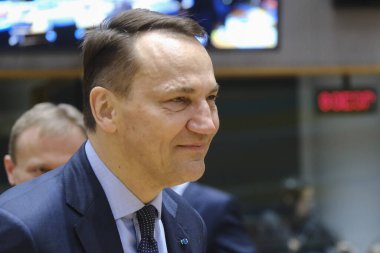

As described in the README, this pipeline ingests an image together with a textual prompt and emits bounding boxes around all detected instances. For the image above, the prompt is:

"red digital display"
[317,89,377,112]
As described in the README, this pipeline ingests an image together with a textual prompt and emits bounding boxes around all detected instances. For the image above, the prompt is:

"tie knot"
[136,205,157,238]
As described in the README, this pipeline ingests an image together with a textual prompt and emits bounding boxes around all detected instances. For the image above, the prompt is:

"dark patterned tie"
[136,205,159,253]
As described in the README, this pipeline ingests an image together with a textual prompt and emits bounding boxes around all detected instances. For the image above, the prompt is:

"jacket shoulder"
[0,208,38,252]
[184,183,235,208]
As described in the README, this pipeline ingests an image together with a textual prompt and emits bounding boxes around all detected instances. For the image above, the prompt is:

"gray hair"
[8,102,86,164]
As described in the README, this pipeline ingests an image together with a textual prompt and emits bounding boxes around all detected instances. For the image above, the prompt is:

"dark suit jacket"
[182,182,255,253]
[0,145,206,253]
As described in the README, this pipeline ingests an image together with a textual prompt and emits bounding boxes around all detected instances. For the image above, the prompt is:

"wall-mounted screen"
[0,0,279,51]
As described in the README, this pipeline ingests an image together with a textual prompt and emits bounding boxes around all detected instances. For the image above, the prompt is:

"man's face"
[5,126,86,185]
[112,31,219,187]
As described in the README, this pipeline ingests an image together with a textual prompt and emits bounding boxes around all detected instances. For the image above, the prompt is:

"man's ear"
[89,87,117,133]
[4,154,16,186]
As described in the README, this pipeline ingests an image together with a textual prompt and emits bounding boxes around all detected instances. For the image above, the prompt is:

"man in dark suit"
[0,8,220,253]
[173,182,256,253]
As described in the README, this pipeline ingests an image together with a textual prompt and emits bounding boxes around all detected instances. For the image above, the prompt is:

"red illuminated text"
[317,90,377,112]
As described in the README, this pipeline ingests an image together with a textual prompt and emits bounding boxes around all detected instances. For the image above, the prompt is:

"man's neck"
[88,135,162,204]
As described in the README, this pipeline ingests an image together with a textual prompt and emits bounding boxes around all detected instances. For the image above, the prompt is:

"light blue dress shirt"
[85,141,168,253]
[172,182,189,196]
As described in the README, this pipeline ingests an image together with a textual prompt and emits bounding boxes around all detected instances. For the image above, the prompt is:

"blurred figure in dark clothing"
[252,178,338,253]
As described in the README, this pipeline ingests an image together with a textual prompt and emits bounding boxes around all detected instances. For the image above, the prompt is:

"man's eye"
[39,168,50,174]
[207,94,218,102]
[27,168,43,176]
[171,97,189,103]
[164,97,190,111]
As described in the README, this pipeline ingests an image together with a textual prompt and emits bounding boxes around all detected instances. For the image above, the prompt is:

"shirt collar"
[85,140,162,220]
[171,182,190,196]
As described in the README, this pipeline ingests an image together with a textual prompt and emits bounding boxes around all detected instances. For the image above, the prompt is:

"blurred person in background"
[253,178,338,253]
[3,102,86,186]
[173,182,255,253]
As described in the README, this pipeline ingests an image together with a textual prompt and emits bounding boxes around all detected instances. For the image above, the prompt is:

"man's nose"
[186,101,219,135]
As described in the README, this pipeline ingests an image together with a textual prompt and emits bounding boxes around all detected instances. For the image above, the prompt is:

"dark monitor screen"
[0,0,279,51]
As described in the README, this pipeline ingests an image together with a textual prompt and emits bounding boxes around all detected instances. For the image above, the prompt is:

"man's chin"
[169,162,204,185]
[182,161,206,182]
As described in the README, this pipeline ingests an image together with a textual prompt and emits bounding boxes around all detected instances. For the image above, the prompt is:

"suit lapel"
[73,195,123,253]
[64,145,124,253]
[162,204,193,253]
[162,190,196,253]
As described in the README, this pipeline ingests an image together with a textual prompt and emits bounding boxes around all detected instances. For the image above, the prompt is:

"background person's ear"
[89,87,117,133]
[4,154,16,186]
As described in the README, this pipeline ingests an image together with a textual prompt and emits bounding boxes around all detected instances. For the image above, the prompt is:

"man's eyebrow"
[177,87,196,93]
[211,83,220,93]
[185,83,220,93]
[164,83,219,93]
